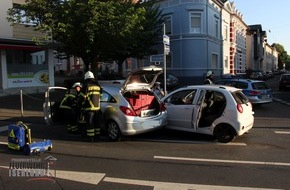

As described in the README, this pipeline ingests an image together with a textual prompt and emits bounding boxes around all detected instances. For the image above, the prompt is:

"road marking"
[104,177,280,190]
[134,139,246,146]
[0,166,105,185]
[154,156,290,167]
[0,125,8,132]
[0,165,281,189]
[275,131,290,134]
[56,170,105,185]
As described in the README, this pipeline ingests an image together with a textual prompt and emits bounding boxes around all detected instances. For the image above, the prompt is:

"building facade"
[0,0,279,94]
[156,0,224,84]
[0,0,55,94]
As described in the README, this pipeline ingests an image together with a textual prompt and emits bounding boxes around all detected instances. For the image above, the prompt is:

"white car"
[161,85,254,143]
[43,66,167,141]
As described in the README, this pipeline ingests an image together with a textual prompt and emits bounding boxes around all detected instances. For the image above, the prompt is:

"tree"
[272,43,288,69]
[7,0,163,78]
[103,0,164,76]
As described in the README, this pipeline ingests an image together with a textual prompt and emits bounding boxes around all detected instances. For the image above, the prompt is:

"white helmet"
[72,82,82,88]
[84,71,94,80]
[207,70,214,77]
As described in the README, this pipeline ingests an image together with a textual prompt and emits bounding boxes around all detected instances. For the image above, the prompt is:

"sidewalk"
[0,92,45,124]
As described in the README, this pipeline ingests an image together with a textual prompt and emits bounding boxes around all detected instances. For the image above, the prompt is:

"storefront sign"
[7,70,49,88]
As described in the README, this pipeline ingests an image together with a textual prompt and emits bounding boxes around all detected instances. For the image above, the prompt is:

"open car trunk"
[123,90,161,117]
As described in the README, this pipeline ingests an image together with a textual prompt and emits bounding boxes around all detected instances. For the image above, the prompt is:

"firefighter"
[80,71,102,142]
[59,82,83,133]
[204,71,214,85]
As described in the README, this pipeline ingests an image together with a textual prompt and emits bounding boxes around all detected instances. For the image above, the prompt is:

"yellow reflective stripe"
[59,94,75,109]
[70,126,79,132]
[8,143,20,150]
[88,86,100,91]
[87,129,95,136]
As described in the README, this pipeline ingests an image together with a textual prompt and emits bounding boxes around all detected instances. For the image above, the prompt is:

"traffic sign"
[150,54,164,62]
[163,35,170,46]
[165,45,170,55]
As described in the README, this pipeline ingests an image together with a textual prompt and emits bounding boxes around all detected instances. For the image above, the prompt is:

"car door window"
[164,90,196,105]
[101,91,116,103]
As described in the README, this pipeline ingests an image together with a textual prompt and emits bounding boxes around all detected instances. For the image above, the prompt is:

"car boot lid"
[122,65,163,91]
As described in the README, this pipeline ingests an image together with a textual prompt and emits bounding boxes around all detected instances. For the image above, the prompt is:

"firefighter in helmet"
[59,82,83,133]
[80,71,102,142]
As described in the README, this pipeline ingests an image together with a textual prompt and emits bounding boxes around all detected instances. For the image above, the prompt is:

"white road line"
[56,170,105,185]
[0,165,281,189]
[135,139,247,146]
[0,166,105,185]
[154,156,290,167]
[104,177,280,190]
[0,126,8,132]
[274,131,290,134]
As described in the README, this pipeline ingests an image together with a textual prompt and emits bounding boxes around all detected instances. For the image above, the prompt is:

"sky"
[233,0,290,53]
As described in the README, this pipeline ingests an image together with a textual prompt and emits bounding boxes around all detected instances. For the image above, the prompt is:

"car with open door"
[43,65,167,141]
[161,85,254,143]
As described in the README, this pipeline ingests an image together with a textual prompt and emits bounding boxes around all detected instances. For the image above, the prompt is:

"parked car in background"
[156,73,179,90]
[43,65,168,141]
[279,73,290,91]
[161,85,254,143]
[250,71,266,80]
[215,79,273,105]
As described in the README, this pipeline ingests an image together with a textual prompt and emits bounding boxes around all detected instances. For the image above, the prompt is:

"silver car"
[43,66,167,141]
[215,79,273,105]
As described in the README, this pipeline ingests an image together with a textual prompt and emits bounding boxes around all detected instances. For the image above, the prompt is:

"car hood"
[122,65,163,91]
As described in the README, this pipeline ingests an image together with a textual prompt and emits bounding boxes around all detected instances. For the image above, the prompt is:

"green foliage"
[6,0,164,77]
[272,43,289,69]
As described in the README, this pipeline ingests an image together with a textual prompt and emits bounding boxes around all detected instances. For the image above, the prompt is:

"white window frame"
[190,12,202,33]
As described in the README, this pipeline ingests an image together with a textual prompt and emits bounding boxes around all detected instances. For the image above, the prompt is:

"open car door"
[43,86,68,125]
[193,89,206,130]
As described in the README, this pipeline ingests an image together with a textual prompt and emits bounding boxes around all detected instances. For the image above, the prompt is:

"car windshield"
[231,91,249,104]
[252,82,269,90]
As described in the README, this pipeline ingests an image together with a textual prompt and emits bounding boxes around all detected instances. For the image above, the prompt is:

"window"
[164,15,172,35]
[223,25,228,41]
[101,90,116,103]
[215,20,219,38]
[164,90,196,105]
[224,56,228,68]
[211,53,218,69]
[190,13,201,33]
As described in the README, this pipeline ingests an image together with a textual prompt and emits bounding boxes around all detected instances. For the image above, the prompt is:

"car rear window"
[235,81,248,89]
[252,82,269,90]
[231,91,249,104]
[281,75,290,80]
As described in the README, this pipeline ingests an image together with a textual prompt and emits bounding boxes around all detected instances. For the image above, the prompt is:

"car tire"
[106,120,121,142]
[214,124,236,143]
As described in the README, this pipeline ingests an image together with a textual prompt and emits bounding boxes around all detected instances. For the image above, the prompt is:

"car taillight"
[249,90,261,96]
[237,104,243,113]
[119,106,136,116]
[160,102,166,111]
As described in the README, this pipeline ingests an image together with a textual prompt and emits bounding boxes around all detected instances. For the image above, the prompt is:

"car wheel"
[214,124,236,143]
[107,120,121,142]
